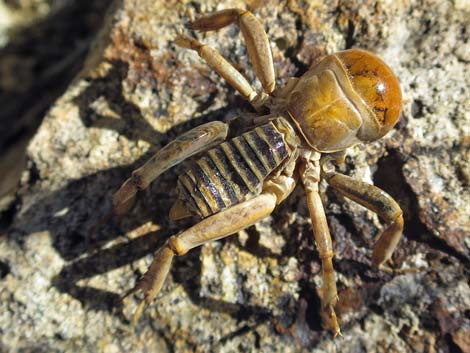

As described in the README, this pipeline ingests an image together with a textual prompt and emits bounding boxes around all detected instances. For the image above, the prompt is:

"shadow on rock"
[8,57,290,326]
[0,1,113,203]
[73,59,164,145]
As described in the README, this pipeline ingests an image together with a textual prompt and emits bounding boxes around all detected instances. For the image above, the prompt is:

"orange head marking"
[334,49,402,140]
[286,49,402,152]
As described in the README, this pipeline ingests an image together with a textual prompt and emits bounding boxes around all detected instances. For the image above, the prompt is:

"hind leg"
[113,121,228,215]
[123,174,296,324]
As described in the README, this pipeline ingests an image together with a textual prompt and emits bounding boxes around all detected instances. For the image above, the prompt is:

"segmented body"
[177,121,289,217]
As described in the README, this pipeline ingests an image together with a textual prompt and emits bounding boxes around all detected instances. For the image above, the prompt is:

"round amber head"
[335,49,402,138]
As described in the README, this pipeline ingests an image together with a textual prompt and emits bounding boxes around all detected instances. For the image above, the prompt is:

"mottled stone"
[1,0,469,352]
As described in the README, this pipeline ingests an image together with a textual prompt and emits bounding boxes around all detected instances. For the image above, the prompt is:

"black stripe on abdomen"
[232,135,268,181]
[208,147,250,197]
[220,142,260,192]
[191,162,226,211]
[178,169,211,216]
[177,121,289,217]
[256,123,288,166]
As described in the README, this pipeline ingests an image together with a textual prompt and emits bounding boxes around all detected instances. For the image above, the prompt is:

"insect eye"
[335,49,402,137]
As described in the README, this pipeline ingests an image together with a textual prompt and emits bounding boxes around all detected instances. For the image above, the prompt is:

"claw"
[120,284,140,304]
[379,262,421,275]
[121,245,175,325]
[334,328,343,339]
[132,300,147,326]
[321,303,341,337]
[113,177,139,215]
[329,305,341,338]
[120,282,149,325]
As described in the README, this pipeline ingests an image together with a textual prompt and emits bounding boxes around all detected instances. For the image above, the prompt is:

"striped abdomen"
[177,121,289,217]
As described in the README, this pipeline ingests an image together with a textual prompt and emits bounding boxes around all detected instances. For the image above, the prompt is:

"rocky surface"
[0,0,113,211]
[1,0,469,352]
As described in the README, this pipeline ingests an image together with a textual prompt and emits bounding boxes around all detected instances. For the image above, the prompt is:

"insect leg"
[323,171,404,270]
[113,121,228,215]
[300,160,341,337]
[124,174,296,324]
[175,34,266,110]
[189,9,275,94]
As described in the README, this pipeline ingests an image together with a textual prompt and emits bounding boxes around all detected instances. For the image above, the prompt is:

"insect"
[115,8,403,336]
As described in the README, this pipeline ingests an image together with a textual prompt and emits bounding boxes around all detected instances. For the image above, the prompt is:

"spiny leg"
[175,35,266,110]
[124,194,276,324]
[323,171,404,271]
[123,174,296,324]
[300,158,341,337]
[113,121,228,215]
[189,8,275,94]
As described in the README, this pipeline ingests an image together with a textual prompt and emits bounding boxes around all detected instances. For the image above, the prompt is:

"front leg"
[190,8,275,94]
[300,158,341,337]
[113,121,228,215]
[175,35,267,110]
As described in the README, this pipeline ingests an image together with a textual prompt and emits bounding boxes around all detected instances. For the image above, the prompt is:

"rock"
[452,326,470,353]
[1,0,469,352]
[0,1,114,210]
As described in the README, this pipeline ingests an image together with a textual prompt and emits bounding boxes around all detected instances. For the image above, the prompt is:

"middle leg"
[300,155,341,337]
[322,170,404,270]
